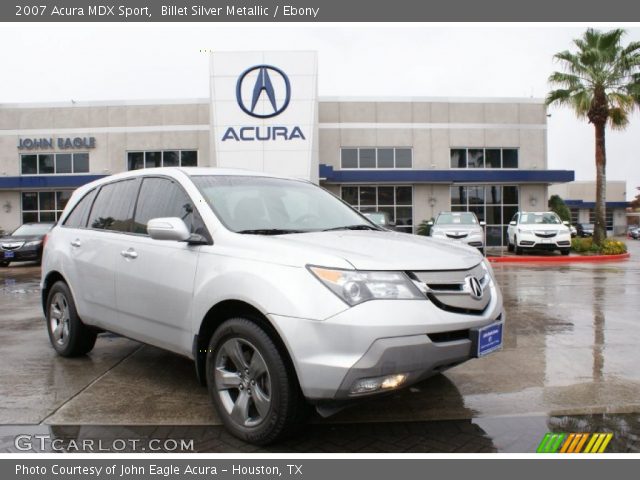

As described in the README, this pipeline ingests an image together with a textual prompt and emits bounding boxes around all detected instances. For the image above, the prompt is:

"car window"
[132,177,205,236]
[87,180,138,232]
[436,213,477,225]
[11,223,53,236]
[520,212,561,225]
[63,189,97,228]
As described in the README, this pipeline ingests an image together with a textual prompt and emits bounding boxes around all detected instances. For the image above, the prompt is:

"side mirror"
[479,221,486,227]
[563,220,569,225]
[427,221,434,226]
[509,221,516,226]
[147,217,191,242]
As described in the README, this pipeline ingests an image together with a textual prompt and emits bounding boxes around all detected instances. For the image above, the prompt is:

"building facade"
[549,181,628,235]
[0,51,575,246]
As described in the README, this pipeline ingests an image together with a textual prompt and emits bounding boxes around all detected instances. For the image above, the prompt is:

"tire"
[46,281,97,357]
[0,261,9,268]
[205,317,310,445]
[514,236,522,255]
[561,249,570,256]
[507,240,514,253]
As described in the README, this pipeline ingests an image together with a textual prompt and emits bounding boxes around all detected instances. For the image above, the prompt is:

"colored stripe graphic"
[537,433,613,453]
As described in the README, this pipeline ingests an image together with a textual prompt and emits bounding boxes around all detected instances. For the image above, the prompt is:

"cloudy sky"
[1,25,639,199]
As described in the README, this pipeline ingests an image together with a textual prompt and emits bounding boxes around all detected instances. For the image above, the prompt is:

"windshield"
[520,212,561,225]
[192,176,376,233]
[364,212,387,225]
[582,224,594,229]
[11,224,52,236]
[436,212,477,225]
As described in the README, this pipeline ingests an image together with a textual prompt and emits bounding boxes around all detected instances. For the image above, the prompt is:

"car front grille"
[0,242,24,251]
[445,232,468,239]
[534,231,557,238]
[409,262,491,315]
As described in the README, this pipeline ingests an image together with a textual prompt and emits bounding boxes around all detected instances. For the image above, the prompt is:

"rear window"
[63,189,97,228]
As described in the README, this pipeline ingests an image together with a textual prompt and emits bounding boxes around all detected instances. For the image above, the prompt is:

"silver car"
[41,168,504,444]
[429,212,485,251]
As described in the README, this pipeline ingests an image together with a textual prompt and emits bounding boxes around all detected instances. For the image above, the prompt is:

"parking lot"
[1,240,640,453]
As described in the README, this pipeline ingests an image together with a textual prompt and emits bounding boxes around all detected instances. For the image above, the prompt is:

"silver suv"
[42,168,505,444]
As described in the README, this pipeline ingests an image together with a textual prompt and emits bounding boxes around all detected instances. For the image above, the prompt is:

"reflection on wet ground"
[1,412,639,453]
[1,239,639,452]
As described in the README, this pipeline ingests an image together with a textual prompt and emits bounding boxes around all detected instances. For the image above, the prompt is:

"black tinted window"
[88,180,138,232]
[132,177,203,235]
[63,189,97,228]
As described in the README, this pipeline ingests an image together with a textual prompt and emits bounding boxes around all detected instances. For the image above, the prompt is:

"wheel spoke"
[230,390,251,425]
[62,320,70,340]
[224,339,248,371]
[50,306,62,320]
[53,323,63,341]
[249,351,267,379]
[252,386,271,418]
[215,368,242,390]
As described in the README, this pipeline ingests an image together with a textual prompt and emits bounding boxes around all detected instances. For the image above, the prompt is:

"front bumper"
[269,279,503,401]
[517,233,571,250]
[1,247,41,262]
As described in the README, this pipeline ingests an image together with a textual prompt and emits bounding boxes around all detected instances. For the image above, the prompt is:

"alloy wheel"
[49,292,71,347]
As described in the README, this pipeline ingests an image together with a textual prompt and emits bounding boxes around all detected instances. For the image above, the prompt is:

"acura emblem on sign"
[465,276,483,300]
[236,65,291,118]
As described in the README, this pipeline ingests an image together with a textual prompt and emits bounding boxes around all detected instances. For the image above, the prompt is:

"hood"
[259,230,483,271]
[0,235,44,243]
[431,224,482,234]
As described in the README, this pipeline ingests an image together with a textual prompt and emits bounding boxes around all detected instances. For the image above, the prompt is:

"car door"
[74,178,140,328]
[114,176,206,356]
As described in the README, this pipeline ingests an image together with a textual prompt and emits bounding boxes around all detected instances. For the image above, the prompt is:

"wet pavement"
[1,238,639,452]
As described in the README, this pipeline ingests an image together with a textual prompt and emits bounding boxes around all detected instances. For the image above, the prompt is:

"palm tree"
[546,28,640,245]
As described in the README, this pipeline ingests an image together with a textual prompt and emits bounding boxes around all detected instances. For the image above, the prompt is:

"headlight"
[432,230,445,237]
[24,240,43,247]
[308,266,424,306]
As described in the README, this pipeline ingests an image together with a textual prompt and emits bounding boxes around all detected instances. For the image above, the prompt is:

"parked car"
[0,222,54,267]
[507,211,572,255]
[362,211,395,230]
[576,223,595,237]
[42,168,504,444]
[627,226,640,240]
[428,211,485,252]
[569,225,577,237]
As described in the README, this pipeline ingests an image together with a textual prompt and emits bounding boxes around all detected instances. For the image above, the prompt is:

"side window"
[132,177,205,236]
[63,189,97,228]
[87,180,138,232]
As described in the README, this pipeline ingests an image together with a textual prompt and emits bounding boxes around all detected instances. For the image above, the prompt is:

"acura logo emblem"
[465,276,483,300]
[236,65,291,119]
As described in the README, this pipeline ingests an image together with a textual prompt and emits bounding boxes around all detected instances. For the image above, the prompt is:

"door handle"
[70,239,81,248]
[120,248,138,259]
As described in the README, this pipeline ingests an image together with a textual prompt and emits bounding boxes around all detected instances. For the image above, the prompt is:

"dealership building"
[0,51,589,246]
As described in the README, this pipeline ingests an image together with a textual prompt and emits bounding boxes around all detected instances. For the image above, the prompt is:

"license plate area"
[470,321,503,357]
[3,251,15,259]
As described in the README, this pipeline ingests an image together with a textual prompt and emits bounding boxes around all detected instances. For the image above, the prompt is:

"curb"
[488,253,630,264]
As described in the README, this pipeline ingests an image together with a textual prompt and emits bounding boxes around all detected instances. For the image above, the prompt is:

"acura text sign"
[210,51,319,182]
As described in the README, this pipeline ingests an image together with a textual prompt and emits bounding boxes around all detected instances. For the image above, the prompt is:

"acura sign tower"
[210,51,319,182]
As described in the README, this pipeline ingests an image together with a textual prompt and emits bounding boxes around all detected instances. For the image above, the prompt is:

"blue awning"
[564,199,628,209]
[0,175,107,190]
[319,164,575,184]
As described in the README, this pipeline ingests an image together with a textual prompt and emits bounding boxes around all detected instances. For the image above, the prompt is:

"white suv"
[41,168,504,444]
[507,211,572,255]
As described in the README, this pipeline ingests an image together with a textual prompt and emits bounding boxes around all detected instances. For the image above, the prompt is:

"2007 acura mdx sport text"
[41,168,505,444]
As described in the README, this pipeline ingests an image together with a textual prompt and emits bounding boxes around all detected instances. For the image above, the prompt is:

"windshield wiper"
[236,229,307,235]
[322,224,381,232]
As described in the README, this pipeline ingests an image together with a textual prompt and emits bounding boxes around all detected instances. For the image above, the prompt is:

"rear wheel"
[206,317,310,445]
[46,281,97,357]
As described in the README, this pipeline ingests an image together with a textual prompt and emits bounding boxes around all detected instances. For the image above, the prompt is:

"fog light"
[350,373,408,395]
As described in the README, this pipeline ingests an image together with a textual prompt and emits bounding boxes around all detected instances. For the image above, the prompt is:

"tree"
[548,194,571,223]
[546,28,640,245]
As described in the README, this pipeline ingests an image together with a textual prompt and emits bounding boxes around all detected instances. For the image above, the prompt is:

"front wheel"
[206,318,310,445]
[46,281,97,357]
[514,236,522,255]
[561,249,570,256]
[0,261,9,268]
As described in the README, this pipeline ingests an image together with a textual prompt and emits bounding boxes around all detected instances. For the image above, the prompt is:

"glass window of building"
[340,148,413,169]
[21,190,73,223]
[20,153,91,174]
[127,150,198,170]
[450,148,519,169]
[451,185,519,247]
[340,185,414,233]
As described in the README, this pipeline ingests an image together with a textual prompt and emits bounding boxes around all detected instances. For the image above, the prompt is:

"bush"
[417,219,434,236]
[571,237,627,255]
